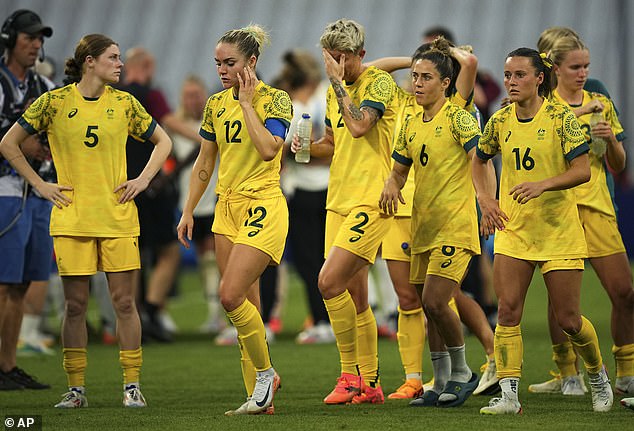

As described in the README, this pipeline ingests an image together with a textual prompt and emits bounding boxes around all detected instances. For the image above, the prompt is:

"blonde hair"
[218,24,270,60]
[177,74,207,121]
[537,26,581,54]
[548,35,588,89]
[320,18,364,53]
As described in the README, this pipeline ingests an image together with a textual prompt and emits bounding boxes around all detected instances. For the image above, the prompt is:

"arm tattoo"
[332,80,364,121]
[361,106,380,126]
[198,169,209,182]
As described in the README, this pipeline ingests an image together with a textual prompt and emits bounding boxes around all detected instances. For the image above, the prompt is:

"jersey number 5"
[84,125,99,148]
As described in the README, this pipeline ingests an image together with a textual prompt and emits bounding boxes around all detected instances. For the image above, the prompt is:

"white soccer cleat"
[123,386,147,408]
[479,396,522,415]
[246,369,280,414]
[615,376,634,395]
[474,360,500,395]
[225,397,275,416]
[296,323,335,345]
[54,390,87,408]
[621,397,634,410]
[214,326,238,346]
[561,373,587,396]
[528,371,562,394]
[588,366,613,412]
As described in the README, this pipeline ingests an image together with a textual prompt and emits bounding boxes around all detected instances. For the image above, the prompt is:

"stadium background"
[5,0,634,252]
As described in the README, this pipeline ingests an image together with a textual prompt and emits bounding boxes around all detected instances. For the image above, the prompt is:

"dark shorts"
[0,195,53,283]
[136,184,178,250]
[192,214,214,243]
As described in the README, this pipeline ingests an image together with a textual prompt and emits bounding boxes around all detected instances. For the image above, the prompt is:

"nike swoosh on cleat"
[255,384,271,407]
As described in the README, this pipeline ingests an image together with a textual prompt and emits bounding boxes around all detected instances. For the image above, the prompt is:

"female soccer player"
[0,34,172,408]
[177,25,292,415]
[379,42,481,408]
[528,32,634,398]
[473,47,613,414]
[547,35,632,395]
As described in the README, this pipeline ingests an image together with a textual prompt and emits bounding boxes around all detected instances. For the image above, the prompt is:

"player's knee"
[317,270,338,299]
[556,312,581,335]
[496,301,522,326]
[64,298,88,319]
[111,294,136,317]
[218,280,242,311]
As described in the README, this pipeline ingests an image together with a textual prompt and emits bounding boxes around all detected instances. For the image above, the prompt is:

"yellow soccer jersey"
[477,99,589,260]
[392,87,416,217]
[393,100,481,254]
[325,66,397,215]
[553,90,626,217]
[19,84,156,237]
[200,81,292,197]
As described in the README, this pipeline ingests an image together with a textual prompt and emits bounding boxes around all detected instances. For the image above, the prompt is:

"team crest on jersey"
[435,126,442,137]
[537,128,546,140]
[106,108,115,119]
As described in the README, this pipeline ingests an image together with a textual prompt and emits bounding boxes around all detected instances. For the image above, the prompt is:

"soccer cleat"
[324,373,361,404]
[621,397,634,410]
[214,326,238,346]
[4,367,50,389]
[17,339,55,357]
[527,370,562,394]
[388,379,424,399]
[588,365,613,412]
[246,370,280,414]
[225,397,275,416]
[352,383,384,404]
[615,376,634,395]
[54,390,87,408]
[479,396,522,415]
[296,323,336,345]
[561,374,586,396]
[123,386,147,407]
[474,361,500,395]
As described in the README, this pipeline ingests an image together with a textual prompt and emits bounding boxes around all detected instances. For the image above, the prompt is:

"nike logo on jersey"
[255,383,271,407]
[68,108,78,118]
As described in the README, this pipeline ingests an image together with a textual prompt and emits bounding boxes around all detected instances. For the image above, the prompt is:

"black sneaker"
[6,367,50,390]
[0,371,24,390]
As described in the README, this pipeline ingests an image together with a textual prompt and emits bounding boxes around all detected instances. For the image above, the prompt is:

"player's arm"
[0,122,72,207]
[379,161,409,215]
[177,138,218,248]
[291,125,334,159]
[323,49,380,138]
[450,46,478,104]
[509,153,590,204]
[239,66,283,161]
[366,56,411,73]
[472,150,506,236]
[115,124,172,203]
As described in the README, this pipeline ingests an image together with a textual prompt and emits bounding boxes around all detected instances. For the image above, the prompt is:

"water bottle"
[589,111,607,157]
[295,113,312,163]
[401,242,411,256]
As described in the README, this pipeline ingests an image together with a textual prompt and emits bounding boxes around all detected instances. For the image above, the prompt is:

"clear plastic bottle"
[589,110,607,157]
[295,113,312,163]
[401,242,411,256]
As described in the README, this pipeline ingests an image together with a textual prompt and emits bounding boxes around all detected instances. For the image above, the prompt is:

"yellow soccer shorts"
[535,258,584,274]
[410,246,474,285]
[381,216,411,262]
[325,207,391,264]
[578,205,626,258]
[213,193,288,264]
[53,236,140,276]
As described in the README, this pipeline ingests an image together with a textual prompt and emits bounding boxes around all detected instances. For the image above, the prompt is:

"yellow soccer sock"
[357,306,379,386]
[238,338,256,396]
[396,307,425,377]
[226,300,271,372]
[565,316,603,374]
[120,348,142,385]
[494,324,523,379]
[612,343,634,378]
[324,290,358,376]
[63,348,87,388]
[552,341,577,378]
